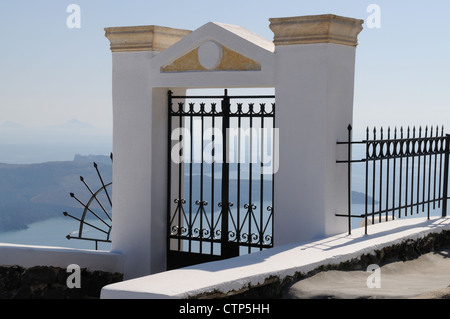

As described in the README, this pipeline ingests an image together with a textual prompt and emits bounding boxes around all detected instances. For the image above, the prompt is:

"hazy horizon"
[0,118,112,164]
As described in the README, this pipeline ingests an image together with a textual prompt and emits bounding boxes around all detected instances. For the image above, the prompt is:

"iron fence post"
[442,134,450,217]
[220,89,232,257]
[364,128,369,235]
[166,90,173,263]
[347,124,352,235]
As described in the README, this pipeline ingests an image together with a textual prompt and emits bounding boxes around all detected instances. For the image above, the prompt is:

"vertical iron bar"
[167,90,173,258]
[237,105,241,250]
[371,128,376,225]
[178,102,184,252]
[416,127,421,214]
[399,127,404,219]
[392,128,397,220]
[442,134,450,217]
[410,128,415,215]
[211,103,215,255]
[221,90,231,256]
[410,127,415,216]
[248,103,254,254]
[189,103,194,253]
[236,104,241,250]
[379,128,383,223]
[271,102,275,247]
[433,126,438,210]
[347,124,352,234]
[200,103,204,254]
[427,127,433,218]
[439,127,444,209]
[365,127,369,235]
[386,127,390,221]
[422,127,428,213]
[260,104,264,250]
[405,127,410,217]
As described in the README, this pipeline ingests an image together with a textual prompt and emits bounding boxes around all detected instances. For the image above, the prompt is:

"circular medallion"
[197,41,222,70]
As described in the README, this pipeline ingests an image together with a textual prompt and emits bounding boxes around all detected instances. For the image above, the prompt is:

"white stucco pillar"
[270,15,363,245]
[104,26,191,279]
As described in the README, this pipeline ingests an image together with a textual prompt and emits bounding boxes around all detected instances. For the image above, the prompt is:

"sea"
[0,217,111,251]
[0,141,113,251]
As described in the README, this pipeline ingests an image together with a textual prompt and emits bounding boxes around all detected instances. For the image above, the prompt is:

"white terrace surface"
[101,216,450,299]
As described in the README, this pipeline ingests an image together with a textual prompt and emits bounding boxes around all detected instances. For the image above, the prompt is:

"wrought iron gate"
[167,90,276,270]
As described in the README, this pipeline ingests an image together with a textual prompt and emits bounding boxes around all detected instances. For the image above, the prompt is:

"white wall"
[110,51,188,278]
[110,51,155,279]
[273,43,356,245]
[149,87,186,274]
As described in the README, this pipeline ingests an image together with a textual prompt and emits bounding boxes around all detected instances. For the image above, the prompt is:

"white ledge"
[101,216,450,299]
[0,243,124,274]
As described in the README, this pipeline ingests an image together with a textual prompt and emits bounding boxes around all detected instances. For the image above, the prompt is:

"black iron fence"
[337,124,450,235]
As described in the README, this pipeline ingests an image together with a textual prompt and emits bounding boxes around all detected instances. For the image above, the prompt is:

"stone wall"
[0,265,122,299]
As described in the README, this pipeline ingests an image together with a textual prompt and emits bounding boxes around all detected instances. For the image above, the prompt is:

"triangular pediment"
[152,22,274,73]
[162,40,262,72]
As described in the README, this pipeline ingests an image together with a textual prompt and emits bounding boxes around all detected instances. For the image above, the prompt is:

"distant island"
[0,155,112,232]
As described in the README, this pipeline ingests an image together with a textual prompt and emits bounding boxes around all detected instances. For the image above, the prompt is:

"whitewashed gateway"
[104,14,364,279]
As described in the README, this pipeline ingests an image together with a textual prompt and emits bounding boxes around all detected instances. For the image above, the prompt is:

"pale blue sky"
[0,1,449,134]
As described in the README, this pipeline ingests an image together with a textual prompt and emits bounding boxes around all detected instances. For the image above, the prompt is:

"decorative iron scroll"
[169,199,274,248]
[63,154,113,250]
